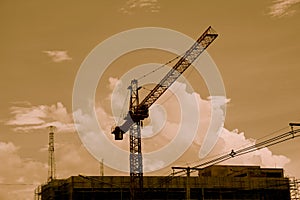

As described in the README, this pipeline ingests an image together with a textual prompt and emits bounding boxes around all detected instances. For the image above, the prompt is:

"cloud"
[109,77,290,171]
[108,77,121,90]
[43,50,72,62]
[5,77,292,175]
[119,0,160,14]
[206,128,290,168]
[5,77,291,172]
[55,142,102,178]
[1,76,293,198]
[6,102,74,133]
[268,0,300,18]
[0,141,47,200]
[0,140,103,200]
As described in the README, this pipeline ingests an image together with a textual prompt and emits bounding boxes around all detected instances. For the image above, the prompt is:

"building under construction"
[37,165,291,200]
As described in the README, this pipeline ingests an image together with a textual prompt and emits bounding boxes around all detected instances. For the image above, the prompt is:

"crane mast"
[128,79,143,199]
[111,26,218,199]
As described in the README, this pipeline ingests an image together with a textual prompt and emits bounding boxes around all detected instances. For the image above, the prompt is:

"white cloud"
[55,142,101,178]
[208,128,291,168]
[143,157,165,171]
[0,141,47,200]
[108,77,121,90]
[5,77,292,173]
[268,0,300,18]
[109,78,290,171]
[6,102,74,133]
[119,0,160,14]
[1,75,294,198]
[43,50,72,63]
[0,139,105,199]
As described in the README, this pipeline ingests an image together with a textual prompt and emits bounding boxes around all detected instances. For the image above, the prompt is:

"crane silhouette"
[111,26,218,199]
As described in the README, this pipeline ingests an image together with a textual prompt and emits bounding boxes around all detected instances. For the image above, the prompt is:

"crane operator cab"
[111,126,124,140]
[111,105,149,140]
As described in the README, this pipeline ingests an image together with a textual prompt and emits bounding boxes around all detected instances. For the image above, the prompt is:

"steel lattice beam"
[112,26,218,136]
[48,126,56,182]
[129,80,143,199]
[139,26,218,108]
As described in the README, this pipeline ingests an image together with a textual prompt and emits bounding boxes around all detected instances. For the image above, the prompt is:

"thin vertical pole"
[48,126,56,182]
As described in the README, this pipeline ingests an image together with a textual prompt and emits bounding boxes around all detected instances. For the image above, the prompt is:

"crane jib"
[112,26,218,139]
[140,27,218,108]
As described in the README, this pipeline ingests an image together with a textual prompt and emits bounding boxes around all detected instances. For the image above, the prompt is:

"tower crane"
[111,26,218,199]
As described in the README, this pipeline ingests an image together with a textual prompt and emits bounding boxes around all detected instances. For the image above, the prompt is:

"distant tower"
[100,159,104,176]
[48,126,56,182]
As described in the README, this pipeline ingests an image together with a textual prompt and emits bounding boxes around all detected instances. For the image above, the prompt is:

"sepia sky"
[0,0,300,199]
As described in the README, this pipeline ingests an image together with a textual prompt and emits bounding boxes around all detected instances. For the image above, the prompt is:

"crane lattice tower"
[48,126,56,182]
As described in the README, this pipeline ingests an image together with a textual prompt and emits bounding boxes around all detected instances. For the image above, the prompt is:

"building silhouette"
[38,165,290,200]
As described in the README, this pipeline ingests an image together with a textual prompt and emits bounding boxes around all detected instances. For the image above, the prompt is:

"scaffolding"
[48,126,56,182]
[34,185,42,200]
[290,177,300,200]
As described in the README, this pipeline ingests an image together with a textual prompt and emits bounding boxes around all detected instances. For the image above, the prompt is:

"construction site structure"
[48,126,56,182]
[111,26,218,199]
[290,177,300,200]
[34,126,57,200]
[169,123,300,199]
[100,159,104,177]
[38,165,291,200]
